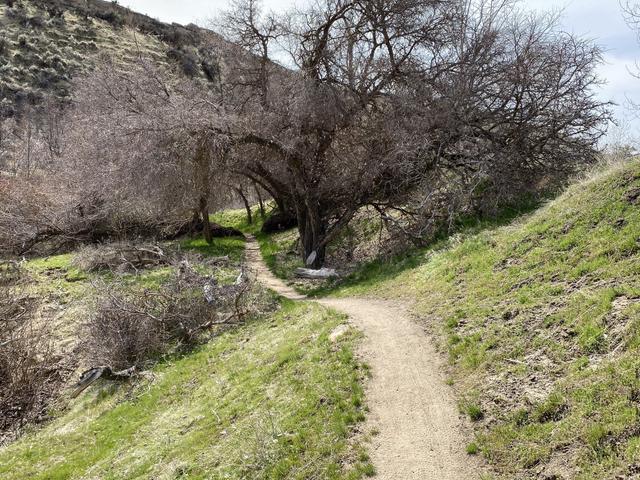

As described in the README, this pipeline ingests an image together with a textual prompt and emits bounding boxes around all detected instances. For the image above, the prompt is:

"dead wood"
[294,268,339,279]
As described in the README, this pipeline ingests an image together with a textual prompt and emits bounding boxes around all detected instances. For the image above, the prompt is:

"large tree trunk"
[200,196,212,244]
[297,202,327,269]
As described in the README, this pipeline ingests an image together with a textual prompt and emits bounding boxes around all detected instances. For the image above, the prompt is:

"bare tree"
[1,0,607,263]
[217,0,282,107]
[217,0,454,266]
[232,182,254,224]
[0,57,235,255]
[62,58,233,244]
[253,180,266,219]
[219,0,608,267]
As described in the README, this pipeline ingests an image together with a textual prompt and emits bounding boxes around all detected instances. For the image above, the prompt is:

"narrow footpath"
[245,235,480,479]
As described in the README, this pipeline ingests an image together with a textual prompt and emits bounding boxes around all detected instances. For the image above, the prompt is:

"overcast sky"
[120,0,640,140]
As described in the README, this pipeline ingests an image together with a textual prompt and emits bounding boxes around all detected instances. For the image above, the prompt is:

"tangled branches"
[81,263,265,373]
[0,266,68,444]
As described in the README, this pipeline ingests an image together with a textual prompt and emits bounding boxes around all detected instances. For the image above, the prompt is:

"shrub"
[0,283,66,442]
[78,40,98,52]
[82,267,261,370]
[94,10,124,28]
[6,6,29,26]
[83,293,164,370]
[151,24,199,48]
[201,56,220,83]
[17,34,29,49]
[28,14,46,29]
[0,37,8,57]
[167,47,199,77]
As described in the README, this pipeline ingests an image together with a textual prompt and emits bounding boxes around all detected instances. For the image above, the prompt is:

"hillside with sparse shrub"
[0,0,233,117]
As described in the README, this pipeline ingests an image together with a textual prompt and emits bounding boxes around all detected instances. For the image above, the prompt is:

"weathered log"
[74,244,168,272]
[294,267,339,279]
[71,366,136,398]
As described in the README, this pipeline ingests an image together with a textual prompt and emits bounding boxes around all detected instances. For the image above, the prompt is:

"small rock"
[329,325,350,342]
[294,267,339,279]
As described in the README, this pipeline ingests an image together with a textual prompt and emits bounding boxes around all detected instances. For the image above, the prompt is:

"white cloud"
[600,54,639,102]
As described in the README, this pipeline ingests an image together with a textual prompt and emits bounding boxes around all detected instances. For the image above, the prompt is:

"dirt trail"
[245,235,480,479]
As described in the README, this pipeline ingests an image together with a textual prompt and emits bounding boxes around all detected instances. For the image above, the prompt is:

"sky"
[120,0,640,141]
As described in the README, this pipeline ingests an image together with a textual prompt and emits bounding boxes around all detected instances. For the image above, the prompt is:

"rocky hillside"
[0,0,238,117]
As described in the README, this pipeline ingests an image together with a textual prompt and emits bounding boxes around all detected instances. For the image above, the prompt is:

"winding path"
[245,235,480,479]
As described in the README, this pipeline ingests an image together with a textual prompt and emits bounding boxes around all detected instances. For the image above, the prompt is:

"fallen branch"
[294,268,339,279]
[71,366,137,398]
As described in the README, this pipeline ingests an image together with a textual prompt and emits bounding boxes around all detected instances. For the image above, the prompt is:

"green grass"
[21,235,247,298]
[212,206,306,284]
[179,236,247,263]
[302,159,640,479]
[256,229,304,280]
[3,209,373,478]
[465,404,484,422]
[212,205,267,236]
[23,253,90,298]
[0,301,372,479]
[308,198,543,298]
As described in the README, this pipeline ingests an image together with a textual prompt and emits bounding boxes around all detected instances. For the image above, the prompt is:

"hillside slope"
[0,0,238,117]
[325,160,640,479]
[0,299,372,479]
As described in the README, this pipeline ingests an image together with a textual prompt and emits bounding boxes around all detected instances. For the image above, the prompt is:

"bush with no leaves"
[0,279,66,443]
[83,294,164,370]
[82,266,264,371]
[93,10,124,28]
[167,47,200,77]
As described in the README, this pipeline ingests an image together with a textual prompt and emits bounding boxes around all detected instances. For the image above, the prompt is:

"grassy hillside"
[321,160,640,479]
[0,300,372,479]
[1,228,373,478]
